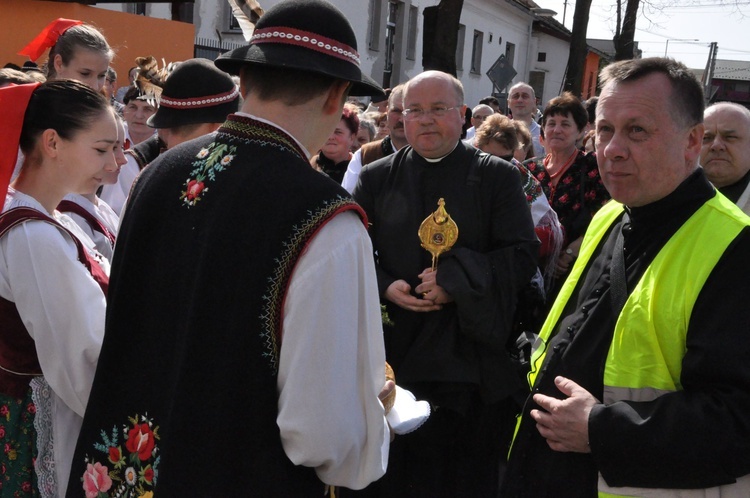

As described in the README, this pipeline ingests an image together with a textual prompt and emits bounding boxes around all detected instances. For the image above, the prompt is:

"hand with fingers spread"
[414,268,454,305]
[384,279,442,312]
[530,376,599,453]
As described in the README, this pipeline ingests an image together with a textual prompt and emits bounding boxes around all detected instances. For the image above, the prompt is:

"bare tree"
[563,0,593,95]
[613,0,640,60]
[422,0,465,75]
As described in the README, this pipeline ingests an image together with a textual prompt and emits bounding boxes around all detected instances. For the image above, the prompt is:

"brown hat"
[215,0,383,98]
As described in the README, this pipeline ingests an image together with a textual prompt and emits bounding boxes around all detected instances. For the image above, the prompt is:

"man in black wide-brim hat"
[67,1,394,495]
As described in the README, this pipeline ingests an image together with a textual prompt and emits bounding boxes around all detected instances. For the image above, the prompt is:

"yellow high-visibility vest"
[517,193,750,497]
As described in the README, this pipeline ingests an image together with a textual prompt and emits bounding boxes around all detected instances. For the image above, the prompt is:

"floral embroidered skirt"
[0,389,38,496]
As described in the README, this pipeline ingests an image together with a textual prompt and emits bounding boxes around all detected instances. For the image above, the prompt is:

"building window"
[369,0,383,51]
[456,24,466,72]
[228,5,241,31]
[406,5,418,61]
[529,71,545,104]
[538,52,547,62]
[128,3,147,15]
[471,30,483,74]
[505,42,516,68]
[171,2,193,23]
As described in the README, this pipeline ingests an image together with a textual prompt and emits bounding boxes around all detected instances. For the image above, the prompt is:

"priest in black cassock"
[352,70,539,497]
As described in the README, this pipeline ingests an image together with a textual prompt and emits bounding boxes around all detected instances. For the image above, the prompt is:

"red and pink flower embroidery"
[82,414,159,497]
[83,462,112,498]
[180,142,238,207]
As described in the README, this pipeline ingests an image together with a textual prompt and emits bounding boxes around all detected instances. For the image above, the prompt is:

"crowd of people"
[1,0,749,497]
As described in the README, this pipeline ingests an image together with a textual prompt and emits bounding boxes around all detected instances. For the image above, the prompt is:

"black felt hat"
[147,58,240,129]
[215,0,383,98]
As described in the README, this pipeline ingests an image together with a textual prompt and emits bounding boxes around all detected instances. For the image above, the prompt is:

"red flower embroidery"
[186,180,205,201]
[0,426,5,439]
[0,405,8,417]
[143,466,154,484]
[558,193,570,204]
[108,446,121,463]
[126,423,156,461]
[26,403,35,414]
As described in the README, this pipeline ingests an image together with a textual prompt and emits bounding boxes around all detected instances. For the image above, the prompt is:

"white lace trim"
[31,377,57,498]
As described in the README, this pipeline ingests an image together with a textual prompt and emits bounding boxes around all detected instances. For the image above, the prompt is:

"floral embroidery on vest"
[180,142,238,207]
[80,414,160,497]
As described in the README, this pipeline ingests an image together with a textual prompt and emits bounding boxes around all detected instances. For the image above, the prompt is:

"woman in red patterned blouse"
[523,92,611,301]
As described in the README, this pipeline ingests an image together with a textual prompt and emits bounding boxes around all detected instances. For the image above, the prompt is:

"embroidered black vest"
[69,116,365,497]
[126,134,166,170]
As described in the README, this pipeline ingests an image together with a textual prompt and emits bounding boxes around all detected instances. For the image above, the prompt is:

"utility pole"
[702,42,718,106]
[382,1,398,88]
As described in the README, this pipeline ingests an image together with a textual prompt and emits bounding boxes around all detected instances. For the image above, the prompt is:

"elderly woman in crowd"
[355,117,377,151]
[473,114,563,275]
[523,92,610,300]
[310,104,360,184]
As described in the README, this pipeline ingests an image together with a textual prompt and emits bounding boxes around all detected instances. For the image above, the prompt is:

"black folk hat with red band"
[147,58,240,129]
[214,0,384,98]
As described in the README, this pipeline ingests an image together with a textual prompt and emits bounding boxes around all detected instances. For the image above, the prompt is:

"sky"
[537,0,750,69]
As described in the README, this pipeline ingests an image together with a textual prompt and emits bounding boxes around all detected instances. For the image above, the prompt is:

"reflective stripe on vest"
[599,473,750,498]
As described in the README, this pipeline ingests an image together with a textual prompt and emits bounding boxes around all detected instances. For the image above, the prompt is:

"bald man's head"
[701,102,750,188]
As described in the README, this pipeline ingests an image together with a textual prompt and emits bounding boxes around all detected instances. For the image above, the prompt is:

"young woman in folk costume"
[19,18,113,92]
[0,80,117,497]
[58,114,127,262]
[19,18,124,262]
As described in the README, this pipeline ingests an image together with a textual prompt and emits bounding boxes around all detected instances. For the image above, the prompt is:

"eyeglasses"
[402,106,459,120]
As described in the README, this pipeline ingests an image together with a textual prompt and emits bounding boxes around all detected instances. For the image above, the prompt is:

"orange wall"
[581,52,601,100]
[4,0,195,89]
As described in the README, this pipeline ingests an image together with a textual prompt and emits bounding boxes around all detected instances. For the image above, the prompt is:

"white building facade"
[95,0,567,109]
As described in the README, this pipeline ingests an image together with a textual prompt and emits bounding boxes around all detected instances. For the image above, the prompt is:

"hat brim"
[215,43,384,98]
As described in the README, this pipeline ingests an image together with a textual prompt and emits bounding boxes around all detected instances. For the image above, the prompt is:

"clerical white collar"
[418,141,460,163]
[235,111,311,159]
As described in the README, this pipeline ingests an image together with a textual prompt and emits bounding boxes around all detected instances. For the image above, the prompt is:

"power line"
[662,1,750,7]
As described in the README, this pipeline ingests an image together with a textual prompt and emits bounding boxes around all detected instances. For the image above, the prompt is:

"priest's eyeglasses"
[402,106,459,120]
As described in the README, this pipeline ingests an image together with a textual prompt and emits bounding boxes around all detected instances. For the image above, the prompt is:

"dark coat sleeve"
[589,228,750,489]
[352,159,398,296]
[436,153,539,352]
